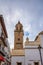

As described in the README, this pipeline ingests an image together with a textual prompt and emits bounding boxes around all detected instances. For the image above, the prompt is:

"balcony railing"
[0,31,8,47]
[0,37,8,47]
[4,53,11,62]
[0,44,6,56]
[0,44,11,62]
[0,32,10,51]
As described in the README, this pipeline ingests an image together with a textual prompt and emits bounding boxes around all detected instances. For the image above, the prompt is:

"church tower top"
[15,21,23,32]
[14,21,24,49]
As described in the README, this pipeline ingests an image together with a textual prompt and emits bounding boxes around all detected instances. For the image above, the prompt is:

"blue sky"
[0,0,43,49]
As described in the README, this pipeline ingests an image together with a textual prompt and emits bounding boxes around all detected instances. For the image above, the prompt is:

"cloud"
[0,0,43,49]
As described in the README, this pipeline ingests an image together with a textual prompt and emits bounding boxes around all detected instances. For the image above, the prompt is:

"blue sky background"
[0,0,43,49]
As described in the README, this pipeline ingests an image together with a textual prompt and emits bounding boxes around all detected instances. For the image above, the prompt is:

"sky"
[0,0,43,49]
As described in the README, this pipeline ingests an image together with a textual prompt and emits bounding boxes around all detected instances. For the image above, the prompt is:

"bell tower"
[14,21,24,49]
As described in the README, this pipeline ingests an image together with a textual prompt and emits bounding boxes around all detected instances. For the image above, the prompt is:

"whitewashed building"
[0,15,11,65]
[11,21,43,65]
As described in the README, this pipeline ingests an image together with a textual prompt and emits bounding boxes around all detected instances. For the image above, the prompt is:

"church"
[11,21,43,65]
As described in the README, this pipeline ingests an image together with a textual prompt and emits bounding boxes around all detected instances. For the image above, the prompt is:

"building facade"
[0,15,11,65]
[11,21,43,65]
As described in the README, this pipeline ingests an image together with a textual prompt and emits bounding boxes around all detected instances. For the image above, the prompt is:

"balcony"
[4,53,11,62]
[0,44,6,56]
[0,45,11,62]
[0,37,8,47]
[7,56,11,62]
[0,31,10,48]
[0,30,8,47]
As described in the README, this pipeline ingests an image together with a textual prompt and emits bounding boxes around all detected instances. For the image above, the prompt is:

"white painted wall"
[25,49,41,65]
[25,49,40,60]
[11,56,25,65]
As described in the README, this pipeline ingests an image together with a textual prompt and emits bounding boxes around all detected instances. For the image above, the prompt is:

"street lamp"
[38,45,42,65]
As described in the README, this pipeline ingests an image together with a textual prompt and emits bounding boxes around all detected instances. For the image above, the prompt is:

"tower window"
[18,38,20,41]
[17,62,22,65]
[34,62,39,65]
